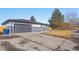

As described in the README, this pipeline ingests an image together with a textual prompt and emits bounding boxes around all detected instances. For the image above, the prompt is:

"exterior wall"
[14,24,31,33]
[13,22,32,33]
[31,24,48,32]
[32,27,48,32]
[3,22,48,34]
[32,24,46,27]
[5,22,14,34]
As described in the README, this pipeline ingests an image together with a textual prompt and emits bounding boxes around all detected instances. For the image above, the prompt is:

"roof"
[1,19,48,26]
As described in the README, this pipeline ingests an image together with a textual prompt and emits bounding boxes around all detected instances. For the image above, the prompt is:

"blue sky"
[0,8,79,25]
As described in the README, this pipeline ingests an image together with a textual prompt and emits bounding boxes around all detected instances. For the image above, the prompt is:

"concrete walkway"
[0,32,78,51]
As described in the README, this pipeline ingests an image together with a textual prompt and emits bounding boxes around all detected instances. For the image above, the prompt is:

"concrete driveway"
[0,32,78,51]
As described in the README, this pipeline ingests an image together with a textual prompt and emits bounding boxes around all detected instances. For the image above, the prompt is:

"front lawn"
[46,30,73,39]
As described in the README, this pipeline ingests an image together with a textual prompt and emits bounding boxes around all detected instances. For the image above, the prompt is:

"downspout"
[11,22,13,34]
[14,23,15,33]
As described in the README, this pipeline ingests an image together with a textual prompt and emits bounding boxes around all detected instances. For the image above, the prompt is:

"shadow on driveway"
[0,35,21,39]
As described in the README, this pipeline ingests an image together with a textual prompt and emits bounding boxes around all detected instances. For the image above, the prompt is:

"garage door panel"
[14,24,31,33]
[32,27,48,32]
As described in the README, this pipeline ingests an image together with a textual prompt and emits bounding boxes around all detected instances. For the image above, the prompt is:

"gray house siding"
[14,24,32,33]
[32,27,48,32]
[5,23,48,34]
[7,25,48,33]
[2,19,49,34]
[14,24,48,33]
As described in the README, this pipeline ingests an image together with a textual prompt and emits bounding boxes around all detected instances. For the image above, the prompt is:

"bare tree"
[66,11,78,30]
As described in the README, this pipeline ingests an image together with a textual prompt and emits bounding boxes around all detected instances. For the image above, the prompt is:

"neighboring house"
[1,19,48,34]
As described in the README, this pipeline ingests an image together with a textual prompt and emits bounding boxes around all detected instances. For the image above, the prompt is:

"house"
[1,19,48,34]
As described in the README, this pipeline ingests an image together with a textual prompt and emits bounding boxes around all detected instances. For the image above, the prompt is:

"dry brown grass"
[47,30,73,39]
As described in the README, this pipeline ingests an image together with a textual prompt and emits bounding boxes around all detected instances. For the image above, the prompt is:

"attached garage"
[14,24,31,33]
[1,19,48,34]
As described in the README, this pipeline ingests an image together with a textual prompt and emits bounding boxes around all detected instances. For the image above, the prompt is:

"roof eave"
[1,19,49,26]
